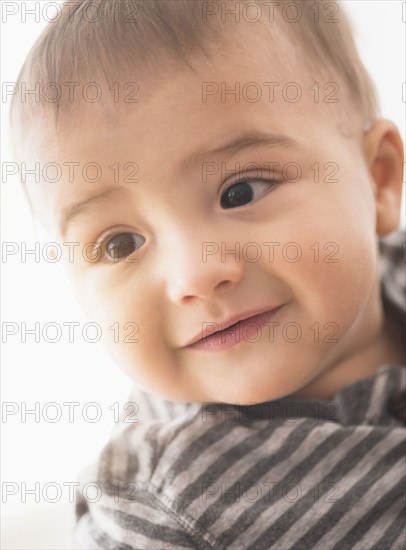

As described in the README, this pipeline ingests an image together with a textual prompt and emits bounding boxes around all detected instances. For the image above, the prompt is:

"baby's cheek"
[89,289,171,385]
[291,228,378,337]
[67,271,143,361]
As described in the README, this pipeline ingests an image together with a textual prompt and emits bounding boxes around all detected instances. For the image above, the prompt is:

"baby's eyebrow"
[59,187,124,238]
[182,131,298,170]
[58,132,297,238]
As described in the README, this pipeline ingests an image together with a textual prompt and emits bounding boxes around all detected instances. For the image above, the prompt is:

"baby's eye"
[220,179,282,209]
[103,232,146,262]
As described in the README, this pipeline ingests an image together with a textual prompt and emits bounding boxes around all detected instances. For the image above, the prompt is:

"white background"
[1,1,405,548]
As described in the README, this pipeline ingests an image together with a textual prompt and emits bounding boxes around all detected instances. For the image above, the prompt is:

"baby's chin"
[177,378,305,406]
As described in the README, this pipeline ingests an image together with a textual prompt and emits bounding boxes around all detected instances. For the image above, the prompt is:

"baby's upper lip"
[183,304,283,347]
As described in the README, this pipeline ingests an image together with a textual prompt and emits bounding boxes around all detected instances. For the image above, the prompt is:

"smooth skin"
[26,22,404,405]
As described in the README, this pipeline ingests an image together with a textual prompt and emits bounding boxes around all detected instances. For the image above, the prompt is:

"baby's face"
[31,28,382,404]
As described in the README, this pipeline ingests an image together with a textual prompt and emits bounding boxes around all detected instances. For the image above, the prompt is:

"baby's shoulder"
[85,395,405,497]
[74,404,405,549]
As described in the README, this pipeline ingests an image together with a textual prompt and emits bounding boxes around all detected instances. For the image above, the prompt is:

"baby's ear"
[362,119,404,236]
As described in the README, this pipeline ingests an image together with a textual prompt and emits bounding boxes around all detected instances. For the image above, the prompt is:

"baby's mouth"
[184,305,285,351]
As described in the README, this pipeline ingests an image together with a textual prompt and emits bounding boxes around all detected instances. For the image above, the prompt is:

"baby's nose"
[162,230,244,305]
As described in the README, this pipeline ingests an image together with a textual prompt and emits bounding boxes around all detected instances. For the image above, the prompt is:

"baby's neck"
[291,299,404,402]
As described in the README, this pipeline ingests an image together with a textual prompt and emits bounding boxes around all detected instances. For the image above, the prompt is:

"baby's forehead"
[15,6,351,173]
[12,0,379,223]
[21,22,356,234]
[33,66,335,172]
[35,23,335,143]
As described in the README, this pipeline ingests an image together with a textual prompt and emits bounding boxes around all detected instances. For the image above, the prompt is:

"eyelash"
[220,176,283,209]
[96,176,283,264]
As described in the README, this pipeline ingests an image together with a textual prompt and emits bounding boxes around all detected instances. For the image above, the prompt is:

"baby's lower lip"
[187,306,284,352]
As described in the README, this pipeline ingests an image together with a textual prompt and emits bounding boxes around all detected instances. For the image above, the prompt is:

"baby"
[10,0,405,548]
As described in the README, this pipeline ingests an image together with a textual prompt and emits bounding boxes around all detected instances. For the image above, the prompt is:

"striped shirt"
[73,229,406,549]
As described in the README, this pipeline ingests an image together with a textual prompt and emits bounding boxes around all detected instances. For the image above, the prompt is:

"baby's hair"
[10,0,380,152]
